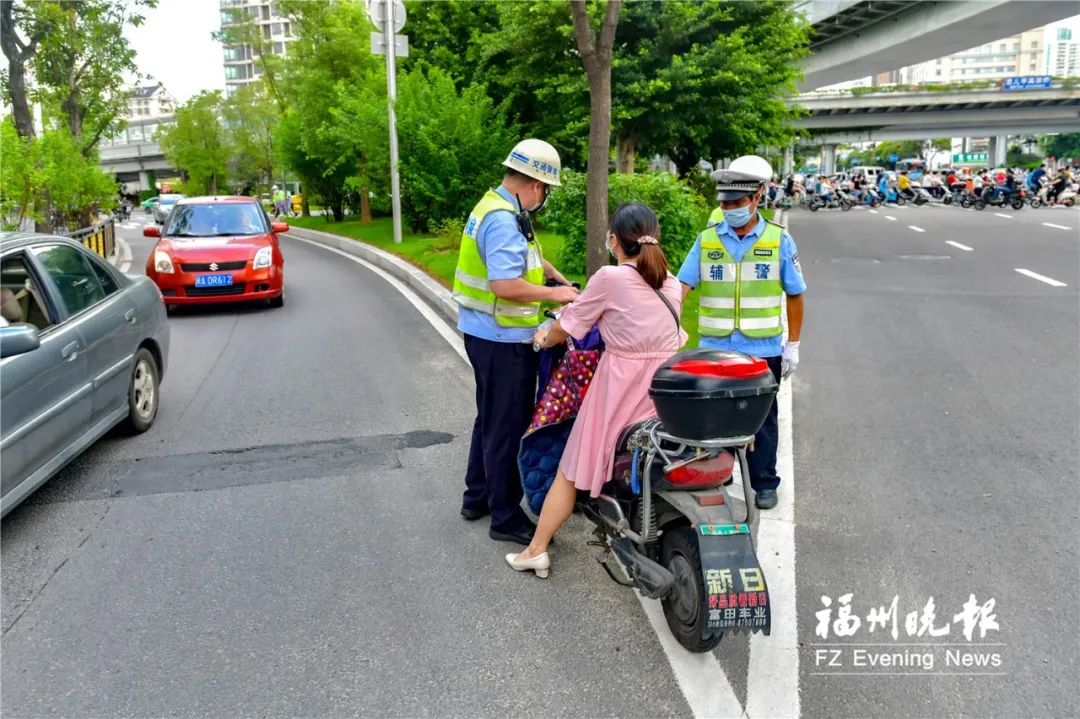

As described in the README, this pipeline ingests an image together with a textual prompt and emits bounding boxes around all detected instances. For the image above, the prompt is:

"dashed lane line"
[868,209,878,214]
[946,241,974,252]
[908,225,925,233]
[994,212,1013,219]
[885,215,897,221]
[1014,268,1068,287]
[1042,222,1073,231]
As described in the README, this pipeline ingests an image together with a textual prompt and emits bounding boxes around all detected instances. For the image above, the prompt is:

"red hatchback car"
[144,196,286,308]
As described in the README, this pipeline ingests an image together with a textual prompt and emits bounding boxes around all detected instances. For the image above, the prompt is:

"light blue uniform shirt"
[457,186,537,343]
[677,213,806,358]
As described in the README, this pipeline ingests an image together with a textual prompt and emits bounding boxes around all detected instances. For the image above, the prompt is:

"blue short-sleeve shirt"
[677,213,806,358]
[457,186,536,343]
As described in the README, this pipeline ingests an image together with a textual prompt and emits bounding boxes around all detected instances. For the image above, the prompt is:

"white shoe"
[505,551,550,578]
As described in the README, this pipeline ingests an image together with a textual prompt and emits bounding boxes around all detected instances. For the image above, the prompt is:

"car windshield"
[166,203,269,237]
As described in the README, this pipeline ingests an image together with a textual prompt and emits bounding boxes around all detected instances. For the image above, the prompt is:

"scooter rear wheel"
[974,200,986,210]
[895,196,906,206]
[660,526,722,653]
[840,200,852,211]
[1010,199,1025,211]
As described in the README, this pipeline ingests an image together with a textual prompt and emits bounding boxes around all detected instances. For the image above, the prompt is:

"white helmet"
[711,154,772,200]
[502,139,562,186]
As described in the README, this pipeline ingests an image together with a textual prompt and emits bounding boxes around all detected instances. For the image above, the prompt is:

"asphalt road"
[789,200,1079,717]
[2,204,1078,717]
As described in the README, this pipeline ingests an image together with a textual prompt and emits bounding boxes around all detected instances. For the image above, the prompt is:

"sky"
[124,0,226,102]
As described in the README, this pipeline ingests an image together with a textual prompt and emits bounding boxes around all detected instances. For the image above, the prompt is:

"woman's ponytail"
[609,202,669,290]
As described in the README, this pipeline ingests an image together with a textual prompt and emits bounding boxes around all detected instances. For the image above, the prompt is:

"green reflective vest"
[697,221,784,338]
[452,190,545,328]
[707,206,725,227]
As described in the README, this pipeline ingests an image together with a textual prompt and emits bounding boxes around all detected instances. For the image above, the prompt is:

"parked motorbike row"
[779,181,1078,212]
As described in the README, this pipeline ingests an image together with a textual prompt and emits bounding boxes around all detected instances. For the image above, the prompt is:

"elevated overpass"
[801,0,1078,90]
[99,141,177,192]
[788,84,1080,171]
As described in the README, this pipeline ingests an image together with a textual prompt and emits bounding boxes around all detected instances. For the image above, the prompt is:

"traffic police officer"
[676,155,806,510]
[453,139,578,545]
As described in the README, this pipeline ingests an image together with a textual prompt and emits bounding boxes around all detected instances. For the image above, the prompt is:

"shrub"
[395,66,514,233]
[542,169,709,276]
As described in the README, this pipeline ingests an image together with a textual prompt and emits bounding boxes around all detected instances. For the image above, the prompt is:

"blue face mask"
[725,205,755,228]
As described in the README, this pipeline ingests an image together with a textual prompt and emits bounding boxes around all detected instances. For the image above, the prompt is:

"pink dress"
[557,264,687,496]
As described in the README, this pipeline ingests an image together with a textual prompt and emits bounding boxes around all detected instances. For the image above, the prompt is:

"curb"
[284,225,459,327]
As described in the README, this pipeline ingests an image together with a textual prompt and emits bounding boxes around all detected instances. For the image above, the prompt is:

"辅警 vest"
[452,190,544,328]
[697,221,784,338]
[706,206,725,227]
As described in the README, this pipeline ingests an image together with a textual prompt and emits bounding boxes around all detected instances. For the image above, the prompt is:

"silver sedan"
[0,233,170,516]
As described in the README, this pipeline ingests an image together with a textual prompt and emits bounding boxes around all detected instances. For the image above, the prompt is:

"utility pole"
[368,0,407,244]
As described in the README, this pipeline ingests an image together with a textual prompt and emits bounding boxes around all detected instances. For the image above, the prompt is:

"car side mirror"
[0,324,41,358]
[143,225,161,238]
[271,222,289,234]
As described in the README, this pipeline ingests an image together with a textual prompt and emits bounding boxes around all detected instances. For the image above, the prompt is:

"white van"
[853,166,887,184]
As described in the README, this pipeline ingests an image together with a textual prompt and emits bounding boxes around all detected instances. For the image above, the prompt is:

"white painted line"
[746,376,798,718]
[288,235,468,363]
[946,240,973,252]
[868,209,878,214]
[116,237,132,273]
[994,212,1013,219]
[1042,222,1073,231]
[885,215,897,221]
[1014,268,1068,287]
[637,597,744,718]
[908,225,925,233]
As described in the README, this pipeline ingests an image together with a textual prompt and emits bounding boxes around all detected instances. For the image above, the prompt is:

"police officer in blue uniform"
[452,139,578,545]
[676,155,806,510]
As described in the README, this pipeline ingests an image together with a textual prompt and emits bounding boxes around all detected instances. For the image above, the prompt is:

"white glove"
[781,341,800,379]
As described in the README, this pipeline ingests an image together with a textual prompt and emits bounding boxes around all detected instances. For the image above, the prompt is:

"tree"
[570,0,621,277]
[1040,133,1080,162]
[1,1,53,139]
[223,83,279,193]
[157,92,229,195]
[30,0,154,155]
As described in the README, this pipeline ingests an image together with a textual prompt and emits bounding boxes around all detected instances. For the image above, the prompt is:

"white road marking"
[637,598,744,718]
[868,209,878,214]
[288,235,468,362]
[908,225,925,233]
[1014,268,1068,287]
[121,222,137,230]
[885,215,897,221]
[116,237,132,273]
[746,376,798,718]
[1042,222,1073,231]
[994,212,1013,219]
[946,241,973,252]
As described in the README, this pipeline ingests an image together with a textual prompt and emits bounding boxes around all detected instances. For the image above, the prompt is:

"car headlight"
[253,246,273,270]
[154,250,175,274]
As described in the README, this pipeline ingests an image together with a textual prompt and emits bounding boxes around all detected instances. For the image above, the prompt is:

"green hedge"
[541,170,709,276]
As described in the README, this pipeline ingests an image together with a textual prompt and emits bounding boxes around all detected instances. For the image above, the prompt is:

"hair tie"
[636,235,659,245]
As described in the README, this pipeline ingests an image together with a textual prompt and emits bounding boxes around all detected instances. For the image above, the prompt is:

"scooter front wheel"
[974,200,986,210]
[1011,199,1025,211]
[808,202,819,212]
[895,196,906,206]
[660,526,722,653]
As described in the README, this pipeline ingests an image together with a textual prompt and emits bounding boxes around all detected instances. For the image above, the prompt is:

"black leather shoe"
[460,506,489,521]
[755,489,778,510]
[489,525,535,546]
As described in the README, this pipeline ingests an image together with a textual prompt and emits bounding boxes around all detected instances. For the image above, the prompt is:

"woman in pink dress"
[506,203,686,578]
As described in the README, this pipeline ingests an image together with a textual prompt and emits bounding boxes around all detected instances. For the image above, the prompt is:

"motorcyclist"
[1046,167,1072,204]
[1027,164,1047,193]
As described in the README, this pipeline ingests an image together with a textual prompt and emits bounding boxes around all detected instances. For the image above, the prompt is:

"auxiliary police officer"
[676,155,806,510]
[453,139,578,545]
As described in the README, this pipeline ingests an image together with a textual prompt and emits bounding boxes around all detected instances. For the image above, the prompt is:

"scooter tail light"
[664,454,735,489]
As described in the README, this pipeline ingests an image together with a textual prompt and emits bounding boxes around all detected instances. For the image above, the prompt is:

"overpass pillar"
[989,135,1008,168]
[138,171,152,192]
[783,145,794,175]
[822,144,837,174]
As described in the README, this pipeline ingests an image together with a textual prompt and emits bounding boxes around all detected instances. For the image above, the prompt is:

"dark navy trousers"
[747,354,783,492]
[462,334,537,533]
